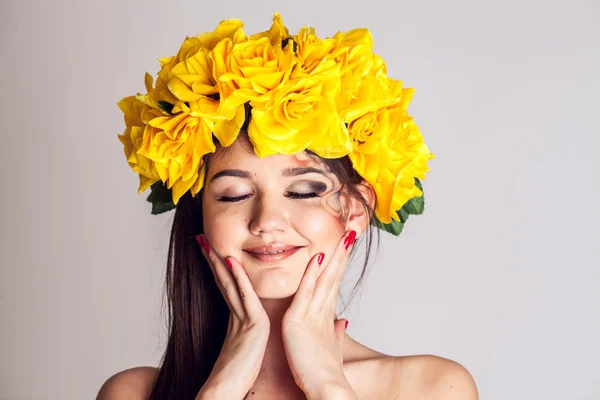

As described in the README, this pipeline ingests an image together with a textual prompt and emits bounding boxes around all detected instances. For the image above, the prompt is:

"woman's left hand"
[281,230,357,398]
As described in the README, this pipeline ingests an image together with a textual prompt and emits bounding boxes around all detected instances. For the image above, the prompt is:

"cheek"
[201,202,249,253]
[289,203,346,243]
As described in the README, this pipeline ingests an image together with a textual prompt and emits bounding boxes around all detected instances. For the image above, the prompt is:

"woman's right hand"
[194,234,270,400]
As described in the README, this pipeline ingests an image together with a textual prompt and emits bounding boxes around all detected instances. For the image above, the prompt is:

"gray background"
[1,0,598,399]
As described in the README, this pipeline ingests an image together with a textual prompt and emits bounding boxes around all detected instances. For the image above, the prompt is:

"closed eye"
[218,194,251,202]
[286,192,320,199]
[218,192,321,202]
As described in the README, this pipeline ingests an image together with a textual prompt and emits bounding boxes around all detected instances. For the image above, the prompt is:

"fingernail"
[317,253,325,265]
[225,257,233,270]
[345,320,349,330]
[344,230,356,250]
[196,235,210,254]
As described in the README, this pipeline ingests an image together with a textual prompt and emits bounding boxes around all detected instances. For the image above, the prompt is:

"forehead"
[206,134,323,174]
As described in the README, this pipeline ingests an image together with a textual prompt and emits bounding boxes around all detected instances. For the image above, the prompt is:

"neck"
[247,296,307,398]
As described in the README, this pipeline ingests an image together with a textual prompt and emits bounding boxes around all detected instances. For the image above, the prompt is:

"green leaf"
[371,178,426,236]
[372,216,405,236]
[146,181,176,215]
[402,178,425,216]
[157,100,175,115]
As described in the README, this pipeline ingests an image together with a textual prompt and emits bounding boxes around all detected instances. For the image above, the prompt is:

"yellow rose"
[337,48,414,123]
[142,18,249,147]
[248,74,351,158]
[292,26,338,78]
[387,111,434,221]
[330,28,374,77]
[213,36,296,110]
[117,96,163,193]
[287,26,381,124]
[117,95,217,205]
[337,74,386,123]
[347,106,390,157]
[141,111,216,204]
[167,21,246,113]
[119,19,251,205]
[150,19,246,116]
[135,72,180,115]
[163,19,246,112]
[368,53,387,79]
[136,71,243,151]
[248,12,290,46]
[348,102,434,223]
[158,18,246,83]
[166,41,249,147]
[194,18,247,51]
[135,37,211,120]
[329,28,375,111]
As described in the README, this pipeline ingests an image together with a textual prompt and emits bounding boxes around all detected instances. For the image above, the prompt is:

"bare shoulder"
[391,354,479,400]
[96,366,159,400]
[343,334,478,399]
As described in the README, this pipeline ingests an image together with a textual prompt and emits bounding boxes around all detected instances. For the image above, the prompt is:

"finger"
[289,252,324,314]
[311,230,355,310]
[334,318,347,343]
[196,234,246,320]
[225,256,268,324]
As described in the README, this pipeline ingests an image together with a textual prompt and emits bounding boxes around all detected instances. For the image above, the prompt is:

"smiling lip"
[243,244,304,263]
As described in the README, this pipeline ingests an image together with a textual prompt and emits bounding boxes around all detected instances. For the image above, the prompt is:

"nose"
[248,191,289,235]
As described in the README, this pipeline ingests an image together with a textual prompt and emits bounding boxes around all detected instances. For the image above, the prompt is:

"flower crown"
[117,13,434,236]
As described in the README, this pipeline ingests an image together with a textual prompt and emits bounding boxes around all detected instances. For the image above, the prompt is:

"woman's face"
[201,135,354,299]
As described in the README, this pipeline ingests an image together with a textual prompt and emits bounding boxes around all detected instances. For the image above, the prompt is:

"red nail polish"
[196,235,210,254]
[225,258,233,270]
[345,320,349,330]
[317,253,324,265]
[344,230,356,250]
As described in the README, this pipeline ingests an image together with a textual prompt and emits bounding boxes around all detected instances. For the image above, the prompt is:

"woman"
[98,13,478,399]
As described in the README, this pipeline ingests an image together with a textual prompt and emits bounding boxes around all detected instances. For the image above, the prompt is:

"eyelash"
[218,192,321,202]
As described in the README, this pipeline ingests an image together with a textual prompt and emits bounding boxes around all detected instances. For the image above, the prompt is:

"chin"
[249,268,304,299]
[254,287,298,300]
[255,291,296,300]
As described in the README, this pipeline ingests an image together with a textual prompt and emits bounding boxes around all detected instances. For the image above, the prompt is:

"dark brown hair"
[148,105,381,399]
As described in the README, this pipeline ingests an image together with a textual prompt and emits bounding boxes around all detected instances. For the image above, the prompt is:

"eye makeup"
[286,180,329,195]
[214,175,332,201]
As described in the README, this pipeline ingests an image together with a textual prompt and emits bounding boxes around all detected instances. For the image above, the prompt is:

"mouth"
[243,246,304,263]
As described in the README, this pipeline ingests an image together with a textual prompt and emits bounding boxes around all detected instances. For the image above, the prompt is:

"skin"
[96,134,479,399]
[200,134,376,398]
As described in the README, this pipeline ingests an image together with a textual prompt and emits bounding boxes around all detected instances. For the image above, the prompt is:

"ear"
[342,180,376,237]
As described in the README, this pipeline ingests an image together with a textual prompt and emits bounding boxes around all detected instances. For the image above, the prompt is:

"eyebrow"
[209,167,328,183]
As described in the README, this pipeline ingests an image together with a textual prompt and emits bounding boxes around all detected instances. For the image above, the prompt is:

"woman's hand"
[281,230,358,398]
[194,234,270,400]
